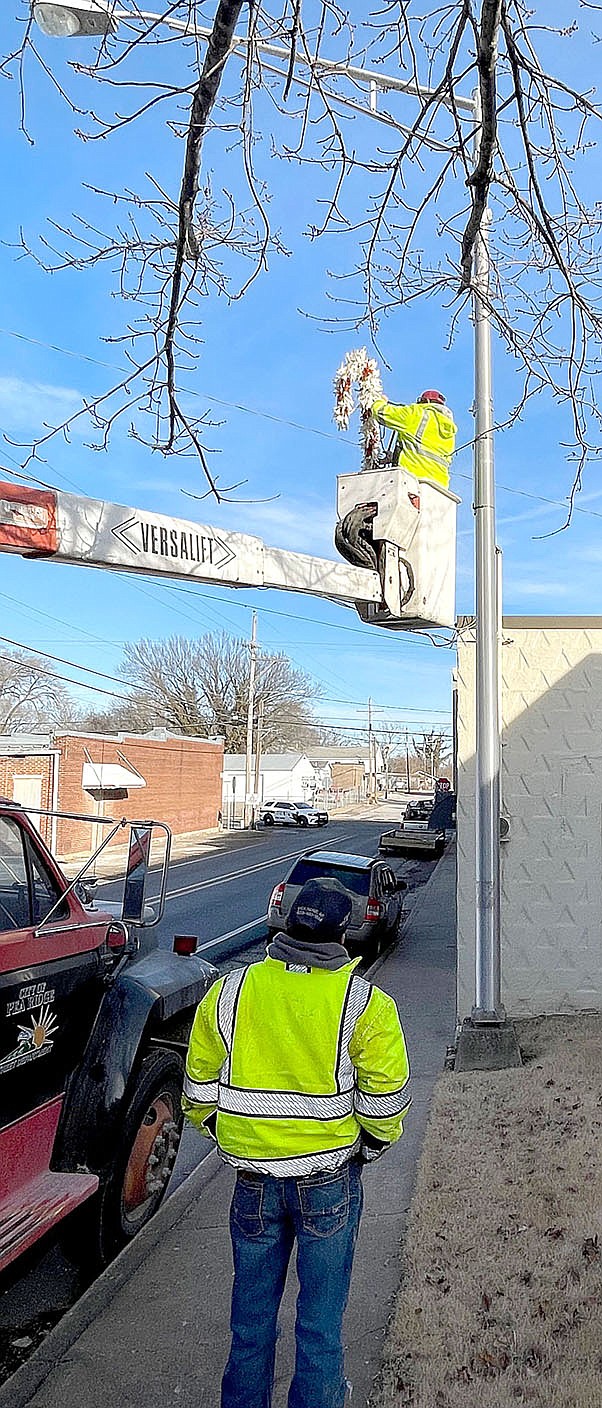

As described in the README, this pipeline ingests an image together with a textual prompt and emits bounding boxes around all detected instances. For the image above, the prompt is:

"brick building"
[0,730,223,860]
[0,735,57,848]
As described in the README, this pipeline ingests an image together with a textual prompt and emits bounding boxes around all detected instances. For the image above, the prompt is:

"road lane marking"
[151,830,358,903]
[97,826,354,890]
[195,916,267,952]
[97,836,276,885]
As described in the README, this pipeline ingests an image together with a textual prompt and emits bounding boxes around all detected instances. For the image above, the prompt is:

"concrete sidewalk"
[0,847,456,1408]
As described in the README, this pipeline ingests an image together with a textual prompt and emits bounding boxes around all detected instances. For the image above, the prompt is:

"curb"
[363,845,452,983]
[0,1149,224,1408]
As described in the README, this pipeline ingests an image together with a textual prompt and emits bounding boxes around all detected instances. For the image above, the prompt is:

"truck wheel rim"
[122,1093,179,1221]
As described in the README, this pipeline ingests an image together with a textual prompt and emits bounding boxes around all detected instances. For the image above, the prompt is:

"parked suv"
[260,801,301,827]
[290,802,329,828]
[267,849,406,957]
[260,801,328,828]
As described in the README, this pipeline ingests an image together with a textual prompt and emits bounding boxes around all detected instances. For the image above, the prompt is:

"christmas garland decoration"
[333,348,384,472]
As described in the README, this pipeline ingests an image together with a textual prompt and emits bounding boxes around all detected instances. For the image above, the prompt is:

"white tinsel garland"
[333,348,385,471]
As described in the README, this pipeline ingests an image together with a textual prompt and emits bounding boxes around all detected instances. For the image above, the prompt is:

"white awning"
[82,763,146,791]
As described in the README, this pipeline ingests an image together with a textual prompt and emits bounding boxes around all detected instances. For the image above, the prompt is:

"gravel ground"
[370,1013,602,1408]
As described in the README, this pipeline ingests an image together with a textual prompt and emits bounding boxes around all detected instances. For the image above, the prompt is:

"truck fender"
[52,950,217,1176]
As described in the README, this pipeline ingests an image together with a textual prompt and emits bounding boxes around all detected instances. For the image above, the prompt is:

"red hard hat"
[418,389,446,405]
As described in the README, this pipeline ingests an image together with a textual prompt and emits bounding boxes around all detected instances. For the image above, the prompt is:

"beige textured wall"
[457,622,602,1019]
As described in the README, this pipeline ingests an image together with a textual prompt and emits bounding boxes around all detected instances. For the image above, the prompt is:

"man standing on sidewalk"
[183,878,411,1408]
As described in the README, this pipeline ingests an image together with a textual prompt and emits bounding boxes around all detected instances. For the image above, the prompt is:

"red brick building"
[0,730,223,860]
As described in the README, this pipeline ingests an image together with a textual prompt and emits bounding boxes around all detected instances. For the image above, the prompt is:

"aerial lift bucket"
[336,465,460,630]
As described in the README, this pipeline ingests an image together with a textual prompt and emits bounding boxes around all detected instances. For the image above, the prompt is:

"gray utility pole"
[405,730,411,793]
[253,697,264,803]
[367,699,375,802]
[244,612,258,829]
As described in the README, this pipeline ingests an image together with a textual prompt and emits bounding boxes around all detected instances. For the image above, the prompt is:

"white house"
[222,752,318,818]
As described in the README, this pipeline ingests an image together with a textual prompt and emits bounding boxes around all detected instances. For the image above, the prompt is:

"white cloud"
[508,578,572,598]
[0,375,81,433]
[232,499,335,555]
[123,481,336,557]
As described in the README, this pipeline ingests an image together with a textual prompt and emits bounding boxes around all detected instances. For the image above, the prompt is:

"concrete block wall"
[457,619,602,1019]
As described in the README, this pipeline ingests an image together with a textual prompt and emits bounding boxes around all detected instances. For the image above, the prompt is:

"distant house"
[307,744,385,798]
[221,753,317,817]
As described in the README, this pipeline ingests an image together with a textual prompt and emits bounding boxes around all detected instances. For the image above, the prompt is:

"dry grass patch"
[370,1014,602,1408]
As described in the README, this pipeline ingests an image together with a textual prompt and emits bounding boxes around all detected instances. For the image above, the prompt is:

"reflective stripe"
[218,1086,355,1120]
[412,441,449,470]
[183,1075,219,1104]
[216,968,247,1080]
[219,1141,361,1177]
[414,408,430,443]
[354,1084,411,1118]
[336,975,372,1091]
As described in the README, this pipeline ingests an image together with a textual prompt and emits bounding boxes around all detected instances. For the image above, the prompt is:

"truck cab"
[0,800,216,1271]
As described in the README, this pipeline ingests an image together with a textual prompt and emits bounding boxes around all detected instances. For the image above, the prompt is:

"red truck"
[0,799,216,1271]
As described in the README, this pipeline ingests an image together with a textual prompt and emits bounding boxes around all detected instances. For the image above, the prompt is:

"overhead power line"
[3,323,602,523]
[0,634,452,736]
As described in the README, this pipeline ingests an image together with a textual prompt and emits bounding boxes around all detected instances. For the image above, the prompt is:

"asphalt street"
[0,805,439,1361]
[94,813,390,967]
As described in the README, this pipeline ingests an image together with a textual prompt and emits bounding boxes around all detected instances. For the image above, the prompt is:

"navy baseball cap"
[287,878,353,941]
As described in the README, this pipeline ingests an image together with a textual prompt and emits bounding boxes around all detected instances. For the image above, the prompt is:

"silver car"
[267,849,407,958]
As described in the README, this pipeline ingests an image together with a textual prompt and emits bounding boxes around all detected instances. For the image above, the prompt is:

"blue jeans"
[221,1159,363,1408]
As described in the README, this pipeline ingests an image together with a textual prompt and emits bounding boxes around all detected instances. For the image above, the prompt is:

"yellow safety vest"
[372,399,456,488]
[183,957,411,1177]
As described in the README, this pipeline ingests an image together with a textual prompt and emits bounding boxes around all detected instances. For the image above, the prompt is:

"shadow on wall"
[457,622,602,1020]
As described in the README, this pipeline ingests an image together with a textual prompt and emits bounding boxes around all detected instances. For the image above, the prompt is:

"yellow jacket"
[183,957,411,1177]
[373,398,456,488]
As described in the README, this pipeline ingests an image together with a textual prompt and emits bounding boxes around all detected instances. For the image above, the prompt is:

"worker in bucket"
[372,388,457,489]
[183,877,411,1408]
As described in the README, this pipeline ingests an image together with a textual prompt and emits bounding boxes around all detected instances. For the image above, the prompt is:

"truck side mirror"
[122,825,153,924]
[120,821,171,926]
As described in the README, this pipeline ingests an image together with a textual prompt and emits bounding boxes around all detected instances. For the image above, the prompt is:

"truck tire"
[63,1050,184,1269]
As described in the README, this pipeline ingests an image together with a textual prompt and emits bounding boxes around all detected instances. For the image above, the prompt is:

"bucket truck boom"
[0,474,457,629]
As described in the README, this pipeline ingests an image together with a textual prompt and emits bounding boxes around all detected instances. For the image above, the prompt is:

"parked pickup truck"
[379,800,445,858]
[0,799,216,1272]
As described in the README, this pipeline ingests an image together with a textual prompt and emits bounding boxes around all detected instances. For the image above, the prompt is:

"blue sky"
[1,3,600,747]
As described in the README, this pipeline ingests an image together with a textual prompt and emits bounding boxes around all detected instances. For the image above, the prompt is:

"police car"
[260,801,329,828]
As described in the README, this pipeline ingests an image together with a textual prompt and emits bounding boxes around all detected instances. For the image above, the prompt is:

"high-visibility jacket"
[372,398,456,488]
[182,956,411,1177]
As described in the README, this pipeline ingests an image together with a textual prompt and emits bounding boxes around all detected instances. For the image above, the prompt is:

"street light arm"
[34,2,478,113]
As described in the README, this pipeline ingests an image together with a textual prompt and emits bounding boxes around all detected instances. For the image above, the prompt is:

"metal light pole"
[32,2,505,1025]
[471,90,503,1024]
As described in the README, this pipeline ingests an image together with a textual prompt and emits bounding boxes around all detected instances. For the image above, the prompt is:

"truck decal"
[0,1005,58,1075]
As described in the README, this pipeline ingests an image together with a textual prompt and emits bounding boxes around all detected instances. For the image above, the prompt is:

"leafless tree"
[413,729,452,783]
[0,649,75,732]
[4,2,602,516]
[115,631,324,749]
